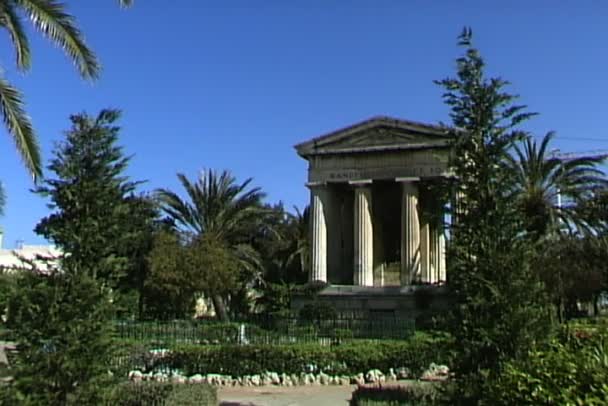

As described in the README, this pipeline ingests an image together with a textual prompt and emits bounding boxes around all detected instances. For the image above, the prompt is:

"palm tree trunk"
[212,294,230,322]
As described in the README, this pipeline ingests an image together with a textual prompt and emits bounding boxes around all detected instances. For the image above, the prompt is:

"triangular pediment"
[295,116,451,157]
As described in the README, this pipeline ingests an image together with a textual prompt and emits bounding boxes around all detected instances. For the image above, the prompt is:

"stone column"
[420,222,430,283]
[351,181,373,286]
[309,183,328,283]
[430,224,440,283]
[399,179,420,286]
[438,231,446,282]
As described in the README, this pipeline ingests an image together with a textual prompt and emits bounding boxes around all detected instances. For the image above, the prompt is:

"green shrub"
[6,272,115,405]
[350,383,441,406]
[287,324,318,339]
[159,334,453,377]
[482,336,608,405]
[105,382,216,406]
[299,302,337,321]
[332,328,354,340]
[198,323,240,343]
[164,383,218,405]
[106,381,174,405]
[110,340,161,376]
[199,322,272,344]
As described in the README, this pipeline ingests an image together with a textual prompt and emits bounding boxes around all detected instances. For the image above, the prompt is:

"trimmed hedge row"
[349,383,441,405]
[105,382,217,406]
[158,334,453,377]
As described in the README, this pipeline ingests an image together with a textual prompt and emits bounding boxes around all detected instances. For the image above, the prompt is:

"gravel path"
[218,381,419,406]
[218,384,357,406]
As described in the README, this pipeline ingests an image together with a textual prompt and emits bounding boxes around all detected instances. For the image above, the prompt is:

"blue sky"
[0,1,607,247]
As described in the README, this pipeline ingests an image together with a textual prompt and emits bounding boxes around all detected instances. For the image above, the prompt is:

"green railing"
[114,315,415,346]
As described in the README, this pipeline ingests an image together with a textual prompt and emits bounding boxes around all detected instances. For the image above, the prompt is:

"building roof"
[0,245,61,272]
[294,116,452,158]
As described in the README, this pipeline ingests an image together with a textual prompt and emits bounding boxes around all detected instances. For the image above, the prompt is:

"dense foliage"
[143,231,239,320]
[534,235,608,320]
[34,109,155,292]
[3,110,151,404]
[156,170,269,320]
[482,327,608,405]
[105,382,217,406]
[350,383,441,406]
[4,271,114,405]
[505,132,606,237]
[153,335,452,377]
[437,28,553,403]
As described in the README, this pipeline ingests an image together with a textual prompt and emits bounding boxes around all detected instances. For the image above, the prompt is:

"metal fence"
[114,315,415,346]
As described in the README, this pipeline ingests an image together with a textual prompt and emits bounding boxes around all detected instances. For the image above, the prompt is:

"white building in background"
[0,232,61,272]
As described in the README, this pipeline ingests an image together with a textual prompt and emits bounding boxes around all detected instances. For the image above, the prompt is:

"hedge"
[159,334,453,377]
[349,383,441,405]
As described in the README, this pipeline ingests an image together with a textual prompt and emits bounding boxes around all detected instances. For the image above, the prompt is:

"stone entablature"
[295,116,451,288]
[308,150,449,183]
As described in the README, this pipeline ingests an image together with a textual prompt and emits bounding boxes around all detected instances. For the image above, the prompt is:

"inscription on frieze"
[308,149,449,182]
[311,165,446,182]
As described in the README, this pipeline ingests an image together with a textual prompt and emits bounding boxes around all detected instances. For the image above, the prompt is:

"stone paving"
[218,380,419,406]
[218,384,357,406]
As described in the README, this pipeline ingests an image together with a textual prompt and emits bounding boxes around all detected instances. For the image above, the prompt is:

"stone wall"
[291,285,450,320]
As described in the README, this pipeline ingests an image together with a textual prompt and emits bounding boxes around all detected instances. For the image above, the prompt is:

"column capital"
[306,181,326,189]
[395,176,420,183]
[348,179,373,186]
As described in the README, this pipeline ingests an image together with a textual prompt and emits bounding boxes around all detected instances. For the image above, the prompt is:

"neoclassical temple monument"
[294,116,451,316]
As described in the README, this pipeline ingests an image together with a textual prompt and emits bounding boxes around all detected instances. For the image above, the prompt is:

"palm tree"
[285,205,310,276]
[156,170,267,321]
[0,0,132,181]
[505,132,607,237]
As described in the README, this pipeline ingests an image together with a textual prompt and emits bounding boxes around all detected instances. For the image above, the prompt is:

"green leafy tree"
[505,132,606,237]
[5,270,114,405]
[143,231,239,320]
[535,235,608,320]
[4,108,152,402]
[285,205,310,277]
[34,109,149,289]
[577,185,608,234]
[143,230,197,319]
[437,28,552,403]
[109,194,160,319]
[253,204,309,313]
[186,235,240,314]
[156,170,267,321]
[0,0,132,180]
[253,203,309,284]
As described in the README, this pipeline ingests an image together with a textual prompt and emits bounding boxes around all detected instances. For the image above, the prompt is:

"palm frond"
[508,132,607,236]
[157,170,267,245]
[0,2,31,70]
[0,74,41,180]
[16,0,100,79]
